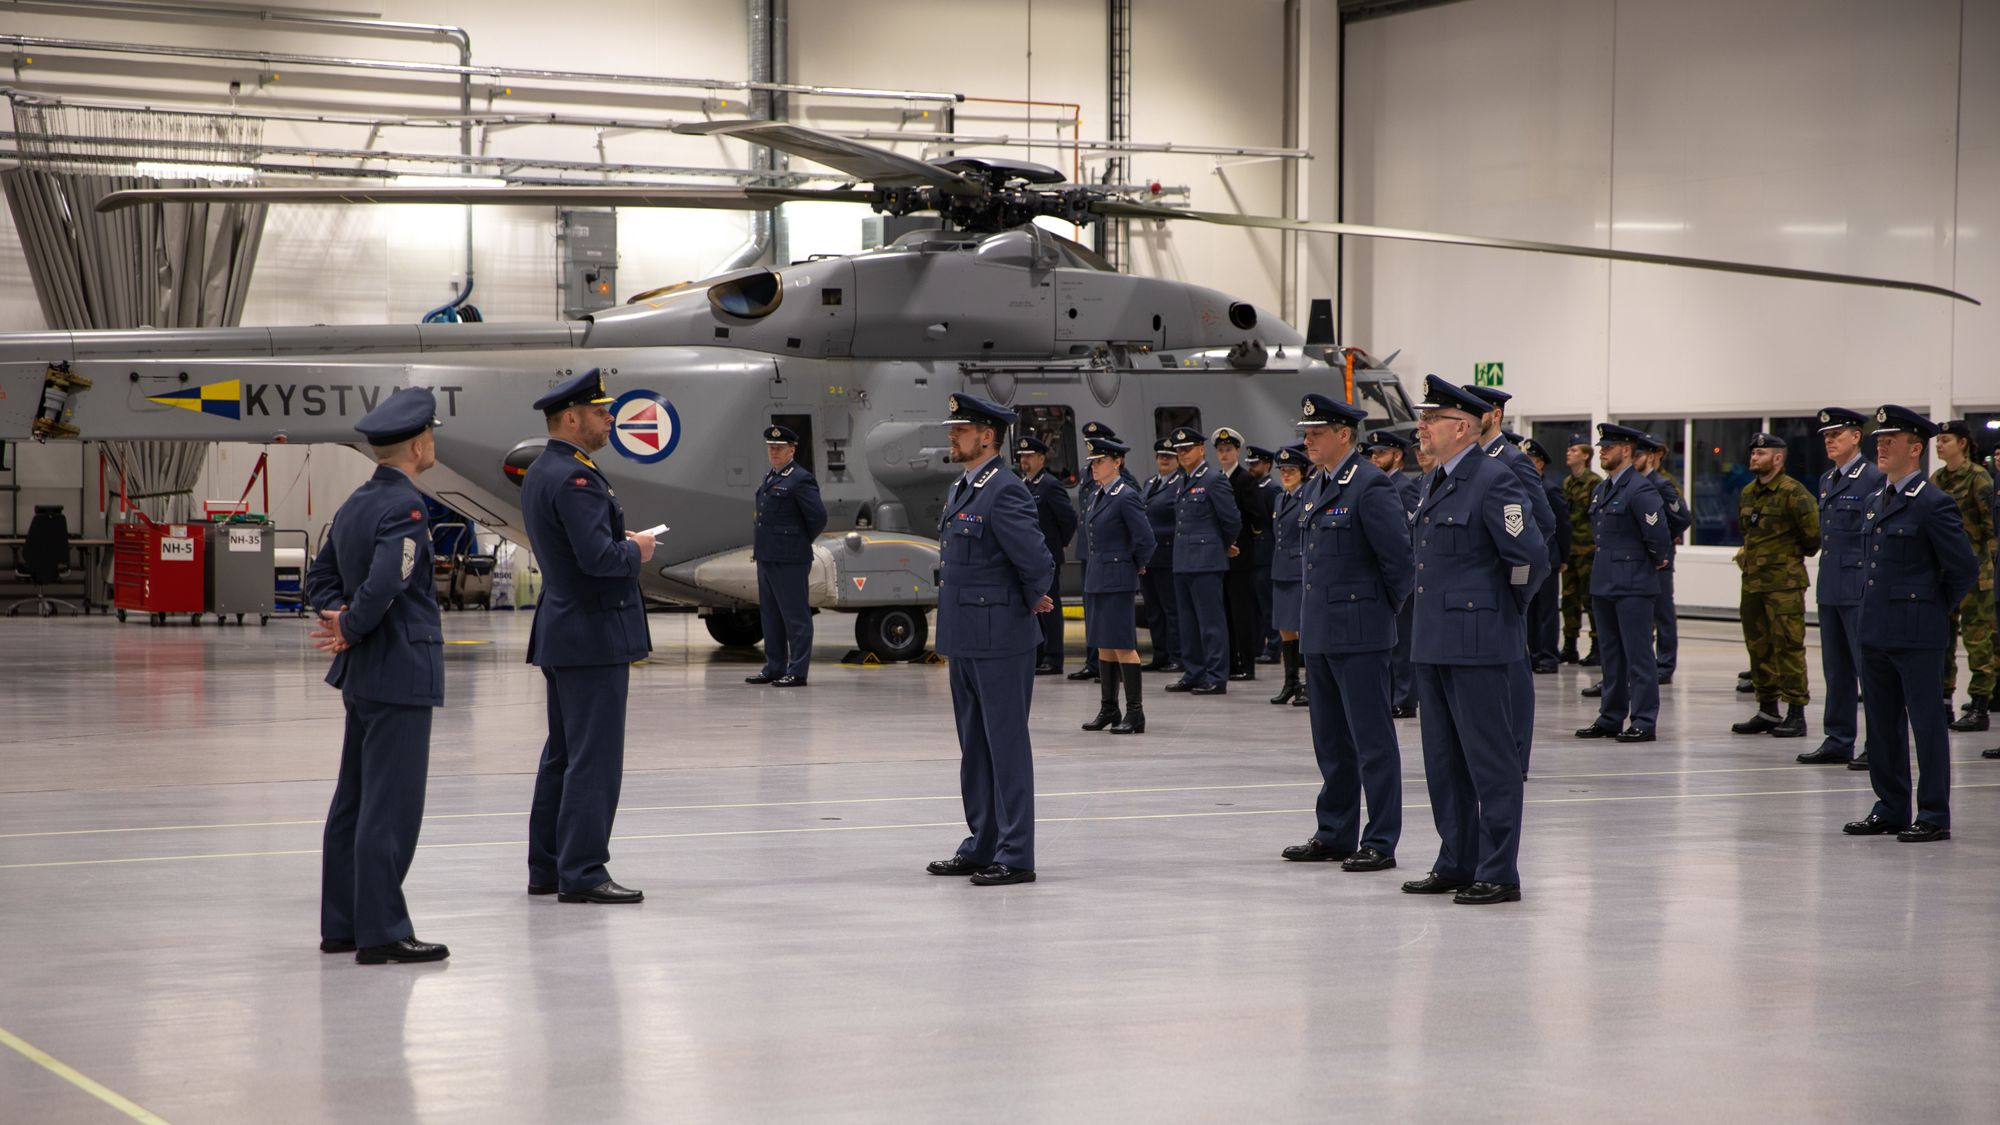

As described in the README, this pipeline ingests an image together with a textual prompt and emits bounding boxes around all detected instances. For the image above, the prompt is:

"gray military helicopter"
[0,121,1975,658]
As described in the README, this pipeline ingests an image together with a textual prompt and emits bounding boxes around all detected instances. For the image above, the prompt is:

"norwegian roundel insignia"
[408,508,422,521]
[574,476,590,486]
[1502,503,1524,537]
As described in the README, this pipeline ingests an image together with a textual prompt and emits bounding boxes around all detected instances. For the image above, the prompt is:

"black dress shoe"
[1615,727,1656,743]
[558,880,644,904]
[319,938,356,954]
[356,937,450,964]
[1228,670,1255,681]
[1341,846,1396,872]
[527,883,557,896]
[969,864,1036,886]
[1842,813,1905,836]
[1034,663,1059,676]
[1532,663,1558,674]
[1574,723,1619,739]
[1983,747,2000,759]
[773,675,807,687]
[1401,872,1471,895]
[1657,671,1674,685]
[1897,821,1951,842]
[1846,752,1871,770]
[1190,682,1226,695]
[1164,679,1195,693]
[1280,838,1352,862]
[927,854,985,876]
[1581,681,1603,698]
[1256,652,1281,665]
[1454,882,1522,905]
[1579,651,1600,667]
[1160,662,1185,674]
[1794,746,1849,765]
[1392,705,1417,719]
[1066,668,1099,681]
[1291,691,1310,708]
[744,672,778,684]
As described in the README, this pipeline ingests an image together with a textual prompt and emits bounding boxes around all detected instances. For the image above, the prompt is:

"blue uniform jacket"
[521,439,651,667]
[752,461,829,564]
[1172,462,1242,574]
[1542,476,1570,579]
[1076,466,1136,564]
[936,459,1056,659]
[1252,476,1280,567]
[1817,457,1887,606]
[1028,470,1079,568]
[1142,473,1180,566]
[1395,473,1422,517]
[1588,467,1673,598]
[1645,469,1692,566]
[1485,435,1555,568]
[1080,478,1156,594]
[1298,452,1415,654]
[1409,449,1548,665]
[1270,486,1305,584]
[305,465,444,707]
[1858,475,1977,651]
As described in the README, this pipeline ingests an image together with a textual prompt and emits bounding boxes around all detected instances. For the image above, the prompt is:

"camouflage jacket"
[1562,470,1602,554]
[1736,473,1820,593]
[1934,462,1997,589]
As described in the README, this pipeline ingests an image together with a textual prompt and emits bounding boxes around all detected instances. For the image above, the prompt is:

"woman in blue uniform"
[1079,436,1158,734]
[1268,444,1310,706]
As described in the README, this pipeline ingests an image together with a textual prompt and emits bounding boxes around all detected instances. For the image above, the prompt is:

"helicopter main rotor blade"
[1095,202,1979,305]
[95,185,866,213]
[675,120,983,197]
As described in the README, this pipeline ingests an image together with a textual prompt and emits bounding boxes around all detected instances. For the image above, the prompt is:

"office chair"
[9,505,81,616]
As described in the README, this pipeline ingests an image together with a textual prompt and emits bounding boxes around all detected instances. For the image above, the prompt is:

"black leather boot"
[1082,670,1121,731]
[1770,703,1808,738]
[1111,664,1145,734]
[1950,702,1990,732]
[1733,699,1781,734]
[1269,640,1302,705]
[1560,640,1580,664]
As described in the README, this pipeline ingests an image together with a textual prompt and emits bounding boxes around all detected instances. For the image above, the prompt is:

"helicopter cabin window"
[1154,406,1202,446]
[1015,405,1080,485]
[1353,380,1414,425]
[707,270,785,319]
[769,414,814,474]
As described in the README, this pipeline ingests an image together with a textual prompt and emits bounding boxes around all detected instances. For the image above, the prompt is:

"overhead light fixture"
[135,162,256,183]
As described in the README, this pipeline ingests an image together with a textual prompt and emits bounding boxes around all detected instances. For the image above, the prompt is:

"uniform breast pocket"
[1443,586,1497,652]
[1883,525,1921,560]
[1427,514,1469,555]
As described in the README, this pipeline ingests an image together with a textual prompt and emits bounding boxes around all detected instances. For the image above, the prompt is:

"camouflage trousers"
[1741,587,1809,705]
[1561,552,1596,644]
[1944,573,1997,701]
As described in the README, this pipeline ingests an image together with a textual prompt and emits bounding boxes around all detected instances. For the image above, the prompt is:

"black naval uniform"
[752,450,828,683]
[1223,460,1270,678]
[1140,454,1183,670]
[1026,465,1078,673]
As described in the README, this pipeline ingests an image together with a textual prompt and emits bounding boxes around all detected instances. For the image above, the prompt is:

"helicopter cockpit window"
[1353,379,1414,425]
[707,269,785,319]
[1015,405,1080,485]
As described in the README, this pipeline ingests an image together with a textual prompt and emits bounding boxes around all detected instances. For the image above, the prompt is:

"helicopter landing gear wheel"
[856,606,927,663]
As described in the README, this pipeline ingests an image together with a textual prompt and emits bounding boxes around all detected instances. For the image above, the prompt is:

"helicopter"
[0,121,1976,660]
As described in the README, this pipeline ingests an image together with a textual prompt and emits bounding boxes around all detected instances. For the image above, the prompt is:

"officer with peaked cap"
[1070,420,1135,682]
[1015,433,1078,675]
[521,368,651,905]
[1166,424,1242,694]
[305,386,449,964]
[1464,385,1553,775]
[1247,445,1283,664]
[926,394,1056,885]
[1364,428,1421,717]
[1211,426,1269,680]
[1140,437,1185,673]
[1401,377,1547,903]
[1517,436,1571,674]
[748,424,828,687]
[1797,407,1889,766]
[1842,405,1978,842]
[1077,435,1156,735]
[1574,423,1673,745]
[1284,393,1414,872]
[1267,443,1311,706]
[1634,431,1692,683]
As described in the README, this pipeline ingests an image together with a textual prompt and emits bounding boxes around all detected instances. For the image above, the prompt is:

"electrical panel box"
[559,209,618,318]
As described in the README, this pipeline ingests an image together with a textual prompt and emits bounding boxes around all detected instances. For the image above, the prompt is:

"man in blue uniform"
[1246,446,1283,663]
[1017,435,1078,675]
[1283,394,1414,872]
[521,369,652,905]
[1140,438,1184,674]
[1166,426,1242,695]
[1213,427,1269,680]
[926,395,1056,886]
[1465,387,1552,775]
[1519,437,1571,675]
[1843,405,1978,841]
[1636,432,1692,683]
[1365,429,1422,718]
[1401,377,1548,904]
[306,387,449,964]
[1797,407,1888,767]
[1069,420,1133,682]
[748,424,828,687]
[1574,424,1673,744]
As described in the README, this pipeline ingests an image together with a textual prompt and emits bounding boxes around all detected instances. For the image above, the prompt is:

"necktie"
[953,477,967,503]
[1429,468,1446,495]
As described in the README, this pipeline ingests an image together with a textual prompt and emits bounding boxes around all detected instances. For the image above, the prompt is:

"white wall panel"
[1954,0,2000,410]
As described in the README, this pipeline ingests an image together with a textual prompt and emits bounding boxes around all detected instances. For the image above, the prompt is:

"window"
[1529,419,1590,482]
[1690,418,1759,546]
[1016,405,1079,485]
[1352,377,1414,425]
[1768,415,1838,496]
[1154,406,1202,446]
[1618,418,1686,543]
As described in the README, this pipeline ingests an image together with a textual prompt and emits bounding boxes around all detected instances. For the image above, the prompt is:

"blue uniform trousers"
[1391,601,1416,711]
[949,653,1037,869]
[1818,605,1864,757]
[757,561,814,679]
[1304,652,1402,853]
[529,663,629,892]
[1141,564,1180,664]
[1254,564,1277,657]
[322,695,431,948]
[1653,569,1679,675]
[1593,595,1660,732]
[1037,586,1065,669]
[1528,573,1560,666]
[1173,571,1229,687]
[1416,663,1523,885]
[1862,646,1952,828]
[1509,656,1535,774]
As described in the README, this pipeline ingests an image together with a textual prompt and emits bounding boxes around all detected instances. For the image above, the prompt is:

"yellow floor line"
[0,1023,172,1124]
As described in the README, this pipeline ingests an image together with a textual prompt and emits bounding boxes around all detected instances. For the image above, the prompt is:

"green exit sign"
[1474,362,1504,387]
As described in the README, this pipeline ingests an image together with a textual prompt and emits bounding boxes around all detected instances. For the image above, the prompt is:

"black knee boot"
[1111,664,1145,734]
[1270,640,1301,705]
[1082,668,1121,730]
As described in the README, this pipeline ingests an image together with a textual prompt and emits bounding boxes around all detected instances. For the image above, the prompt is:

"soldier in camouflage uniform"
[1561,435,1602,664]
[1730,433,1820,739]
[1935,420,1996,732]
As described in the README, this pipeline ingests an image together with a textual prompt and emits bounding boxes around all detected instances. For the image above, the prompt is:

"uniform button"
[1418,563,1425,570]
[1417,586,1425,594]
[1867,579,1874,586]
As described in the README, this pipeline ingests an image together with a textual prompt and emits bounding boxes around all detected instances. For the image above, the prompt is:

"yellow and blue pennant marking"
[145,378,240,419]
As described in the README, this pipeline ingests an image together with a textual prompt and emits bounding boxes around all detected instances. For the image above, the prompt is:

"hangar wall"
[1342,0,2000,611]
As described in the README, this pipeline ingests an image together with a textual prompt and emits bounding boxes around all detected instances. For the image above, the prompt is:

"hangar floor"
[2,611,1998,1123]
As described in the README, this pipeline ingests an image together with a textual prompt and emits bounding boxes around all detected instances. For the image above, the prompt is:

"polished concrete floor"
[2,610,1998,1123]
